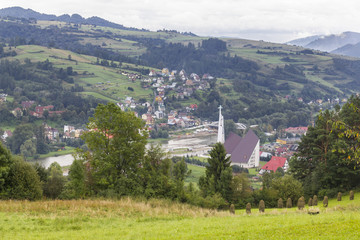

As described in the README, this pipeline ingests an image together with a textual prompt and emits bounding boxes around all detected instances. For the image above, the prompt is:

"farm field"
[0,193,360,239]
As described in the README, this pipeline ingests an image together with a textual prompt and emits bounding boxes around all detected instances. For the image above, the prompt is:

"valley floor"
[1,194,360,239]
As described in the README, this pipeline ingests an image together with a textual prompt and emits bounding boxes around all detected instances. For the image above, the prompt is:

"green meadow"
[1,193,360,239]
[11,45,153,102]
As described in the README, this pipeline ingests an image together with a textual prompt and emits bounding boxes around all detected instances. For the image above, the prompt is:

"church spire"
[217,105,225,143]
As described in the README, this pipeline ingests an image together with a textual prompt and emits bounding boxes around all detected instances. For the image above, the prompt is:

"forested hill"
[0,7,145,31]
[1,12,360,129]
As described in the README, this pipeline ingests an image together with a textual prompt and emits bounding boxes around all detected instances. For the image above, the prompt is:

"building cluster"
[63,125,84,139]
[0,93,7,103]
[11,101,65,118]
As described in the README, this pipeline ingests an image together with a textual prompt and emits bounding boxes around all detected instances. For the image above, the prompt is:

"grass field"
[185,164,206,187]
[0,193,360,239]
[11,45,154,102]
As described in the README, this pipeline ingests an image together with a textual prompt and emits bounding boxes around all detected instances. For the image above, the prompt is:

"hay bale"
[286,198,292,208]
[229,204,235,214]
[308,207,320,215]
[308,197,313,207]
[350,190,354,201]
[297,196,305,210]
[246,203,251,214]
[277,198,283,208]
[337,192,342,201]
[313,195,318,206]
[259,200,265,213]
[323,196,328,208]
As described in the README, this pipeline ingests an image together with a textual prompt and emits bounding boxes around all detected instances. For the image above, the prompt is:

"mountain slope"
[0,6,142,31]
[287,35,322,47]
[289,31,360,56]
[306,31,360,52]
[332,42,360,57]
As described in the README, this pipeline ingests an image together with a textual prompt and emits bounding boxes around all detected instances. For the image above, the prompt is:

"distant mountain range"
[288,31,360,58]
[0,6,145,31]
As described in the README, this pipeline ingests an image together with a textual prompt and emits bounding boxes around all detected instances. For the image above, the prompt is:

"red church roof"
[261,156,287,172]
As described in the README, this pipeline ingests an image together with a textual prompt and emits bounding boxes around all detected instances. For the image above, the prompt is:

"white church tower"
[217,105,225,143]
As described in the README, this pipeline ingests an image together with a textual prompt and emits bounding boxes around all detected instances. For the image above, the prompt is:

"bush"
[308,197,313,206]
[337,192,342,201]
[297,196,305,210]
[313,195,318,206]
[259,200,265,213]
[286,198,292,208]
[4,158,42,200]
[229,204,235,214]
[246,203,251,214]
[323,196,328,207]
[350,190,354,200]
[277,198,283,208]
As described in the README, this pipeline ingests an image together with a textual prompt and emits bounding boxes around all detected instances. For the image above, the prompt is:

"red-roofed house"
[259,156,288,174]
[224,130,260,168]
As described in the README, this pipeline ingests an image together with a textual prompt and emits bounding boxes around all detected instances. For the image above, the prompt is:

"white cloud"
[1,0,360,42]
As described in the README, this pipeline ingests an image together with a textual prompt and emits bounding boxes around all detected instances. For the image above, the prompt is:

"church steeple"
[217,105,225,143]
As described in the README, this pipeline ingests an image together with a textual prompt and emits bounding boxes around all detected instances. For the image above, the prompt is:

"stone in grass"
[350,190,355,201]
[308,197,313,207]
[246,203,251,214]
[297,196,305,210]
[229,204,235,214]
[286,198,292,208]
[337,192,342,201]
[259,200,265,213]
[323,196,328,208]
[313,195,318,206]
[277,198,283,208]
[308,207,320,215]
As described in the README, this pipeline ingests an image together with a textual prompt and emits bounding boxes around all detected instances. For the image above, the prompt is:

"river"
[34,134,217,168]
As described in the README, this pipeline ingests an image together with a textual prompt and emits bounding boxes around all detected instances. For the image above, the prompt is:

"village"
[1,67,316,178]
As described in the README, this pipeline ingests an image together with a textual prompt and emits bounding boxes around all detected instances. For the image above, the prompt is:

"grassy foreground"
[1,194,360,239]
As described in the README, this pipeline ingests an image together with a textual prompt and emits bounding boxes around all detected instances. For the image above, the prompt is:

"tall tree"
[80,103,148,194]
[199,143,233,202]
[0,142,13,194]
[43,162,65,199]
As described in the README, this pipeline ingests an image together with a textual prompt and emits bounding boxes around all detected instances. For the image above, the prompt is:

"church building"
[216,105,260,168]
[224,130,260,168]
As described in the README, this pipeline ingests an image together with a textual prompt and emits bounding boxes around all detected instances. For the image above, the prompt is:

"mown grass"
[185,164,206,187]
[1,193,360,239]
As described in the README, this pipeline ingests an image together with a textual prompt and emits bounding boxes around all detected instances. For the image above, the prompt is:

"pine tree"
[199,143,232,202]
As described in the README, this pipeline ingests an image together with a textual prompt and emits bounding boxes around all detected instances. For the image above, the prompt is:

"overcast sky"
[1,0,360,43]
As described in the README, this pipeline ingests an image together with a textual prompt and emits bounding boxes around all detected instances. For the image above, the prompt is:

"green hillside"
[1,193,359,239]
[2,16,360,130]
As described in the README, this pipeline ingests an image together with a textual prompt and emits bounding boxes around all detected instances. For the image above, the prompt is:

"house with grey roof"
[224,130,260,168]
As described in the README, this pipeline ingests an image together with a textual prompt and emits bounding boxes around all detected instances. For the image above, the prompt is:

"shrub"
[246,203,251,214]
[337,192,342,201]
[350,190,354,200]
[277,198,283,208]
[308,197,313,206]
[313,195,318,206]
[4,158,42,200]
[259,200,265,213]
[323,196,328,207]
[286,198,292,208]
[297,196,305,210]
[229,204,235,214]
